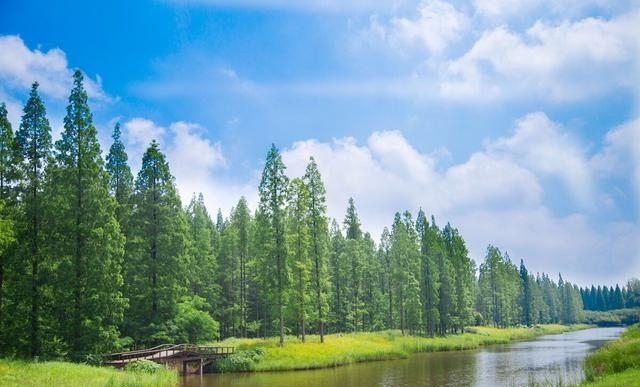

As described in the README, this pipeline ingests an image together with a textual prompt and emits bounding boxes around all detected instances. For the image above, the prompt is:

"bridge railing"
[104,344,235,363]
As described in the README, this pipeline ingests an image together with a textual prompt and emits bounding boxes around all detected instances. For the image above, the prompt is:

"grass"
[0,359,178,387]
[577,323,640,387]
[215,324,589,372]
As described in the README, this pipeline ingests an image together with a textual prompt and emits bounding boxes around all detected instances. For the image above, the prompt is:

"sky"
[1,0,638,287]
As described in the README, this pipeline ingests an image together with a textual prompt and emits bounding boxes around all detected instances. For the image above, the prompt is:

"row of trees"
[0,71,635,360]
[580,281,640,311]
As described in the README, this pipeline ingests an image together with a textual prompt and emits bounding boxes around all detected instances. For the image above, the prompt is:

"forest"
[0,71,638,361]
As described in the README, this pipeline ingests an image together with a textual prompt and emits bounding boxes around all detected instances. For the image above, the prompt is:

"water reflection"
[181,327,623,387]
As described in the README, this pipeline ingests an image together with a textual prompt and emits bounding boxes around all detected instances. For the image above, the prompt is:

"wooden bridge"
[104,344,235,375]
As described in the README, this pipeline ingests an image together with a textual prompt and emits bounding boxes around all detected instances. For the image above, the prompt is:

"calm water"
[181,327,623,387]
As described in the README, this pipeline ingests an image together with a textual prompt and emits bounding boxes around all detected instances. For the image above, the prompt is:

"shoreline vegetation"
[0,324,610,386]
[213,324,589,372]
[577,323,640,387]
[0,359,177,387]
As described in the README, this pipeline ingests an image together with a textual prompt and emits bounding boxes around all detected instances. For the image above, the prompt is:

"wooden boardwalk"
[104,344,234,374]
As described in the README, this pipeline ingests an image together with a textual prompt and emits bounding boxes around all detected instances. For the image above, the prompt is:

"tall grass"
[578,323,640,387]
[0,359,177,387]
[216,324,586,372]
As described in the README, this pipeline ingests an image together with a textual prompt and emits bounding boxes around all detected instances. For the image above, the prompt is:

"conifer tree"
[416,209,439,336]
[124,140,189,345]
[185,194,218,313]
[13,82,52,357]
[342,198,366,331]
[105,122,133,226]
[303,157,330,343]
[229,197,251,337]
[329,219,346,331]
[47,70,126,358]
[287,178,311,341]
[519,260,533,326]
[0,102,17,345]
[443,223,474,332]
[257,144,289,346]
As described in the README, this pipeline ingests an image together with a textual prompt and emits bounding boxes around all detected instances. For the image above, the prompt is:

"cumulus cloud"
[0,35,112,102]
[390,0,469,54]
[488,112,594,207]
[441,14,638,100]
[281,115,638,285]
[121,117,251,218]
[590,118,640,218]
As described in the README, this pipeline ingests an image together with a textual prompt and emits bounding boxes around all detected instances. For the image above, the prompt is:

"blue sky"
[1,0,638,286]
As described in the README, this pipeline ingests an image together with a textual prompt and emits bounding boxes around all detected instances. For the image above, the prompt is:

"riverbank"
[215,324,590,372]
[578,323,640,387]
[0,359,177,387]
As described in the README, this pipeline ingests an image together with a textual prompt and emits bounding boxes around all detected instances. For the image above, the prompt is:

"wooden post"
[182,361,187,375]
[200,358,203,376]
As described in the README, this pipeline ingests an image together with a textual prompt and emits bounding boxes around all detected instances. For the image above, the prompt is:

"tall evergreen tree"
[257,144,289,346]
[416,210,439,336]
[389,211,421,334]
[229,197,251,337]
[303,157,330,343]
[329,219,347,331]
[442,223,474,333]
[0,102,17,346]
[286,178,311,341]
[185,194,218,314]
[46,70,126,358]
[13,82,53,357]
[124,140,189,345]
[342,199,366,331]
[519,260,533,326]
[105,122,133,226]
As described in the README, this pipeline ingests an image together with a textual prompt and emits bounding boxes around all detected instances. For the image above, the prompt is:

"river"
[180,327,623,387]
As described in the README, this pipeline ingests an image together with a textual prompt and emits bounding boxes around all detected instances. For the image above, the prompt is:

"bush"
[124,359,164,374]
[84,354,103,366]
[212,347,265,372]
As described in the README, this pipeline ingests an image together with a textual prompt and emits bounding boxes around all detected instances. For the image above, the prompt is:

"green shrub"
[213,347,265,372]
[124,359,164,374]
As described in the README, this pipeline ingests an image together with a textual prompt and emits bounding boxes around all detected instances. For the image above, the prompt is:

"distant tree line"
[580,280,640,311]
[0,71,637,360]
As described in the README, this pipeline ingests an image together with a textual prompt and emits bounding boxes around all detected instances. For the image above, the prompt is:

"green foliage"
[172,296,220,343]
[213,347,265,372]
[124,359,164,374]
[0,359,177,387]
[10,81,53,358]
[257,144,290,346]
[46,69,126,360]
[123,140,189,345]
[584,324,640,383]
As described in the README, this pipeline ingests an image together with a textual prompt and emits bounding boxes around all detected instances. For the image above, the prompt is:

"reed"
[0,359,177,387]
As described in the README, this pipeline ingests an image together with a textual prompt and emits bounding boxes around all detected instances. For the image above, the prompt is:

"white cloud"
[488,112,594,207]
[441,14,638,100]
[591,118,640,218]
[453,208,639,286]
[390,0,469,54]
[121,117,252,218]
[123,117,167,169]
[281,116,636,285]
[0,35,112,102]
[472,0,628,19]
[166,121,228,200]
